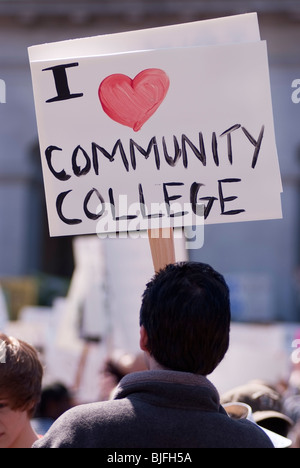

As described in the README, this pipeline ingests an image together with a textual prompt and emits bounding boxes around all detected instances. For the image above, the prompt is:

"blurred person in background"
[99,350,146,401]
[32,382,74,436]
[0,333,43,448]
[221,380,293,448]
[281,343,300,447]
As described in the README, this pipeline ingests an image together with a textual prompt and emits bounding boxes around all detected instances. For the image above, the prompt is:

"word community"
[107,452,193,465]
[46,124,264,179]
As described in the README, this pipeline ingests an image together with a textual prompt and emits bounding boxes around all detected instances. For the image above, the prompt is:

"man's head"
[139,262,231,375]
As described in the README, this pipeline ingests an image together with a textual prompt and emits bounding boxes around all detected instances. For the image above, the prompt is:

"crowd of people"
[1,262,300,448]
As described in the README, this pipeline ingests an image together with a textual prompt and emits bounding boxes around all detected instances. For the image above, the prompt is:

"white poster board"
[29,13,282,237]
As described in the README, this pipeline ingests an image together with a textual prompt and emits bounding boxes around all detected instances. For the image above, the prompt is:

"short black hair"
[139,262,231,375]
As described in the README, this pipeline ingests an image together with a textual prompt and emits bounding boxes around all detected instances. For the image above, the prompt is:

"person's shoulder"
[228,418,274,448]
[61,398,126,423]
[33,402,116,448]
[32,399,129,448]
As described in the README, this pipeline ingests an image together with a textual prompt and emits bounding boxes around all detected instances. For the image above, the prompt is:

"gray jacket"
[33,370,274,448]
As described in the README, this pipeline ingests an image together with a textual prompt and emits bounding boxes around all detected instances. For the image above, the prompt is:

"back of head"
[139,262,231,375]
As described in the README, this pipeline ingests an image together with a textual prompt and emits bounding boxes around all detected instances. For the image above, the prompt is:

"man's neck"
[146,354,167,371]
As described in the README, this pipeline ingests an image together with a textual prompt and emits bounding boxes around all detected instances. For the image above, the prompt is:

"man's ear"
[139,325,149,352]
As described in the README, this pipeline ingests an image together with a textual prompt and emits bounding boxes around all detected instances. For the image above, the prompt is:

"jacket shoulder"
[228,419,274,448]
[33,401,124,448]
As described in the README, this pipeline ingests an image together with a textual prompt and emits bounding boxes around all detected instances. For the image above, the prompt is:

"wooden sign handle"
[148,228,176,273]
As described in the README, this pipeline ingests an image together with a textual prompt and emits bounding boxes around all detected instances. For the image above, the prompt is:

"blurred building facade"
[0,0,300,320]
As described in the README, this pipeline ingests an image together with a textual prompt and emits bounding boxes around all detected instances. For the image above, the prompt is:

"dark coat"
[33,370,274,448]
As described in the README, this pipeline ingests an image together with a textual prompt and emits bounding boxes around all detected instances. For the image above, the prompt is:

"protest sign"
[28,12,261,61]
[28,13,282,240]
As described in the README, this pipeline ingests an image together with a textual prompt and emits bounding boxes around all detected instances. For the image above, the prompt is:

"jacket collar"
[114,370,221,412]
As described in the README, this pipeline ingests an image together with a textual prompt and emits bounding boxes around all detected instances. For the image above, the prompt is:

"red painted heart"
[99,69,170,132]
